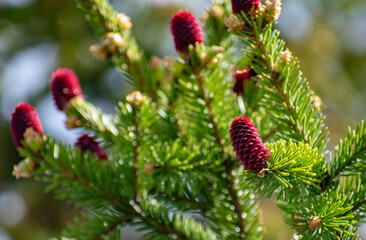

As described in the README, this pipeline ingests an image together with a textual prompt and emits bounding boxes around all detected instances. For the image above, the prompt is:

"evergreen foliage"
[244,141,326,198]
[331,120,366,178]
[10,0,366,239]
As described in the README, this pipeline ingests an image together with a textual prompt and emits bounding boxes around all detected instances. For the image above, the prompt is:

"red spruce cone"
[229,116,270,172]
[231,0,261,15]
[170,10,203,55]
[50,68,84,111]
[75,134,107,159]
[11,102,43,148]
[233,68,256,94]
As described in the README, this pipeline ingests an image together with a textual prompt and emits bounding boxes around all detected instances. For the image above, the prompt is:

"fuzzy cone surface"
[231,0,261,14]
[11,102,43,148]
[230,116,270,172]
[170,10,203,54]
[50,68,84,111]
[75,134,107,159]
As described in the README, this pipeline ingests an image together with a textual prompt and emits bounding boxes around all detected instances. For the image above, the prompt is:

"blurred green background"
[0,0,365,239]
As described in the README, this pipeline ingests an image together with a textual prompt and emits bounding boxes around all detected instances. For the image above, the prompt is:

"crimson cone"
[75,134,107,159]
[229,116,270,172]
[50,68,84,111]
[11,102,43,148]
[231,0,261,15]
[170,10,203,55]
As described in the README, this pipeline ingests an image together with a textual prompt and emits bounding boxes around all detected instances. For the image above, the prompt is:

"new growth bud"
[210,4,224,19]
[224,15,245,33]
[75,134,107,160]
[50,69,84,111]
[144,162,155,175]
[312,95,322,111]
[229,116,270,172]
[126,91,146,106]
[65,115,82,129]
[279,49,292,63]
[264,0,282,22]
[307,216,322,231]
[12,158,36,179]
[106,32,125,48]
[163,56,174,70]
[90,32,125,60]
[170,10,203,55]
[11,103,43,148]
[150,56,161,70]
[116,13,132,30]
[231,0,261,15]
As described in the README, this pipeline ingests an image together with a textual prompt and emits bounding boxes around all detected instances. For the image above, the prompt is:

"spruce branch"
[66,99,119,141]
[76,0,159,101]
[175,43,263,239]
[336,176,366,222]
[22,138,129,207]
[114,97,222,239]
[278,192,357,240]
[253,27,327,152]
[19,140,134,239]
[49,68,119,144]
[225,160,249,238]
[133,197,220,240]
[167,20,263,233]
[234,13,328,153]
[210,171,263,240]
[131,104,141,202]
[243,141,327,199]
[329,120,366,181]
[193,63,249,238]
[75,0,117,36]
[64,208,131,239]
[129,201,190,240]
[140,139,222,200]
[19,139,166,239]
[22,135,217,239]
[11,0,366,239]
[91,215,130,240]
[203,0,232,46]
[195,70,227,157]
[346,199,366,219]
[76,0,184,142]
[226,4,366,238]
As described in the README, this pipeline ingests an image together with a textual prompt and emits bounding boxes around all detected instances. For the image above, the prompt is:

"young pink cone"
[50,68,84,111]
[75,134,107,160]
[11,102,43,148]
[233,68,256,94]
[170,10,203,55]
[231,0,261,15]
[229,116,270,172]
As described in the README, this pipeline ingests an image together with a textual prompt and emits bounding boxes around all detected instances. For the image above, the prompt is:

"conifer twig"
[75,0,158,101]
[27,145,121,206]
[91,215,133,240]
[132,106,141,201]
[238,19,328,153]
[139,212,189,240]
[255,39,302,140]
[27,141,197,238]
[321,145,366,191]
[195,69,248,238]
[351,199,366,213]
[332,145,366,180]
